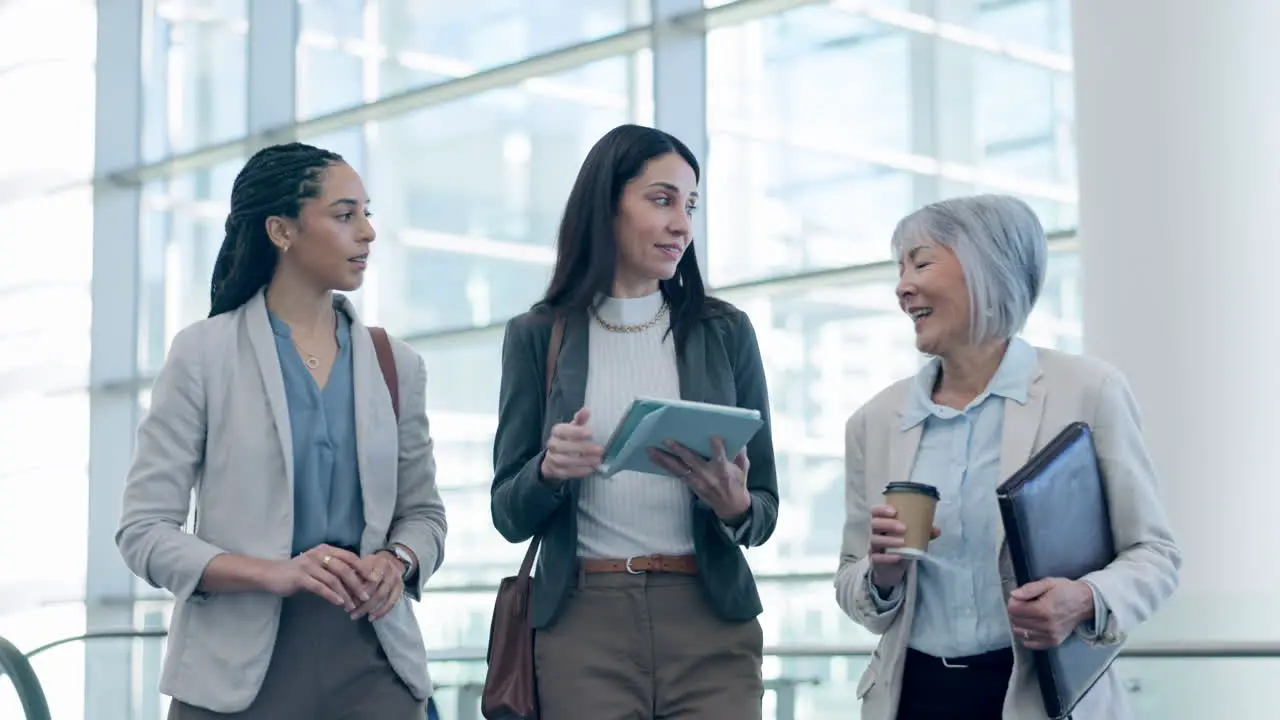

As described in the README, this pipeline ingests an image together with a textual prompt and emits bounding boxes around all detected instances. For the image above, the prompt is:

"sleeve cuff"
[1077,579,1113,643]
[523,453,571,505]
[865,572,904,612]
[718,516,752,543]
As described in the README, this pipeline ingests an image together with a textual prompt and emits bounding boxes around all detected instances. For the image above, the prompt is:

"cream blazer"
[116,291,448,713]
[835,346,1181,720]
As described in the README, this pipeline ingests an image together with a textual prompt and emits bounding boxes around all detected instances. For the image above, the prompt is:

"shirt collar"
[900,337,1037,430]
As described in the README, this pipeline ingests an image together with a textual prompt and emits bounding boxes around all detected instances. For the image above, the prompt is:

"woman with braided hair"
[116,142,448,718]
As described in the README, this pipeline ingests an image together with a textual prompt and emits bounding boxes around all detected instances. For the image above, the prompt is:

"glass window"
[705,2,1076,287]
[0,0,96,195]
[296,0,646,119]
[0,186,92,626]
[137,158,243,374]
[351,53,652,336]
[705,6,915,287]
[966,0,1072,54]
[0,392,91,609]
[143,0,248,161]
[297,0,366,119]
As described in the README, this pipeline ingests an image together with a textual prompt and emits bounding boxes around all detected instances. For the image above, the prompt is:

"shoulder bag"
[481,316,564,720]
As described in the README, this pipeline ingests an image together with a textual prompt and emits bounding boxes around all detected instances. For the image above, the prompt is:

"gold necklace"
[590,302,669,333]
[292,339,322,369]
[289,311,336,370]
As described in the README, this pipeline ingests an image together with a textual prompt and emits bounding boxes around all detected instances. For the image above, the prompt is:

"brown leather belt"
[579,554,698,575]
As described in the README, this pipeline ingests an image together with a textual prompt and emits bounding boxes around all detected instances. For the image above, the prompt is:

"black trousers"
[896,647,1013,720]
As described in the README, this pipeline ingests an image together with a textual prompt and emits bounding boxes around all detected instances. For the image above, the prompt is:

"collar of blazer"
[887,352,1047,555]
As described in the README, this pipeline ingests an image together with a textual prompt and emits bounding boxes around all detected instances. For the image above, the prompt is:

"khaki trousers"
[168,594,424,720]
[534,570,764,720]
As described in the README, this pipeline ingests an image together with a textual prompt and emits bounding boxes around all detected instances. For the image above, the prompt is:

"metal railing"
[5,628,1280,720]
[0,635,50,720]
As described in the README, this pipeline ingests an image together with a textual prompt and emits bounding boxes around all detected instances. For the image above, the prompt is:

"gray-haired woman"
[834,195,1181,719]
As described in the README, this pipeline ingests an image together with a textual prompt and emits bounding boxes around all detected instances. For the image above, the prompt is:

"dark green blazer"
[490,302,780,629]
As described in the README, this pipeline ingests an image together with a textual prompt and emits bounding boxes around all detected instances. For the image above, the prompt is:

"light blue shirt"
[268,304,365,556]
[867,338,1108,657]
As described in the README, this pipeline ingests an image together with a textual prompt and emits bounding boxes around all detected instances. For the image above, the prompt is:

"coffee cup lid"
[883,481,940,500]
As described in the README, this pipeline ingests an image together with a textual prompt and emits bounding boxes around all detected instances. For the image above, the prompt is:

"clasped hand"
[264,544,405,621]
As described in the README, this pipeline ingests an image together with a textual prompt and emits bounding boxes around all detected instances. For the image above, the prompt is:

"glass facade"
[11,0,1199,718]
[0,1,97,718]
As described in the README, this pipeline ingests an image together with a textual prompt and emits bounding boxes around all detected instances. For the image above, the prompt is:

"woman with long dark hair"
[490,124,780,719]
[116,142,447,718]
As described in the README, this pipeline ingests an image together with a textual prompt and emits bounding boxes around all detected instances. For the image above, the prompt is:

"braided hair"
[208,142,344,317]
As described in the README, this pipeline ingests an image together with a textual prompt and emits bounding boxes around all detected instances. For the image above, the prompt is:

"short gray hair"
[890,194,1047,344]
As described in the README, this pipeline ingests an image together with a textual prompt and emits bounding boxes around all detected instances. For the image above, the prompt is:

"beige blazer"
[116,291,447,713]
[834,346,1181,720]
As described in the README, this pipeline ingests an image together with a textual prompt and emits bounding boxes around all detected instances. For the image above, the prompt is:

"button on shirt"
[268,305,365,557]
[888,338,1036,659]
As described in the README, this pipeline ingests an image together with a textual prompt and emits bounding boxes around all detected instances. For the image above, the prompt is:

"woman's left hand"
[650,436,751,522]
[1007,577,1096,650]
[350,551,405,621]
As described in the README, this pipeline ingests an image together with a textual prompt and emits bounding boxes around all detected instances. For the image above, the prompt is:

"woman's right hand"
[540,408,604,483]
[868,504,941,590]
[260,544,368,610]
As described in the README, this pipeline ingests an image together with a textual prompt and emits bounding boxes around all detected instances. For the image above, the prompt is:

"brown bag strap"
[369,326,400,423]
[518,315,566,580]
[545,315,565,399]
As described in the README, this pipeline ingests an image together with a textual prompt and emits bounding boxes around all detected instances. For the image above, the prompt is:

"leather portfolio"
[995,421,1119,719]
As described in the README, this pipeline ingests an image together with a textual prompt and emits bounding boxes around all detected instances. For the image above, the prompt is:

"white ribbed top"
[576,290,695,559]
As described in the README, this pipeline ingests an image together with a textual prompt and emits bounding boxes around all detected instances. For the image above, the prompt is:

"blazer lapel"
[555,313,589,424]
[995,362,1047,551]
[554,313,589,500]
[676,320,709,404]
[339,296,388,548]
[244,292,294,490]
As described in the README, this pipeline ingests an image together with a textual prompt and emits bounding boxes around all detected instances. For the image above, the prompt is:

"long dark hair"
[208,142,344,317]
[537,124,720,348]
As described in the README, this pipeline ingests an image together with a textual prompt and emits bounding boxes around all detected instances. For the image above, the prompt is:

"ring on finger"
[681,463,693,476]
[1022,629,1032,640]
[322,555,332,567]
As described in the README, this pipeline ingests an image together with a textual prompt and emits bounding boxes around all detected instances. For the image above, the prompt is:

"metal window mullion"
[86,1,146,719]
[246,0,299,141]
[651,0,709,284]
[909,0,979,205]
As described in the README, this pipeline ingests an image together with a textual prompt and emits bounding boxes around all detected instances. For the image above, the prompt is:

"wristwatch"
[384,544,416,582]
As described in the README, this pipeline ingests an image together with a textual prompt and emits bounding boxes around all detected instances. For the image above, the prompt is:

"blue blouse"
[267,303,364,556]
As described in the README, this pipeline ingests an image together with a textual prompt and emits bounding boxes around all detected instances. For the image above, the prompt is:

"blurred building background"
[0,0,1275,718]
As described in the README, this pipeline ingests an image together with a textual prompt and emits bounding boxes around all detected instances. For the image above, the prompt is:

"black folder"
[995,421,1119,720]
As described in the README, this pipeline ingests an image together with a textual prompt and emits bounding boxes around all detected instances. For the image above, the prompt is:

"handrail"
[18,629,1280,662]
[6,630,1278,720]
[0,635,51,720]
[23,629,170,661]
